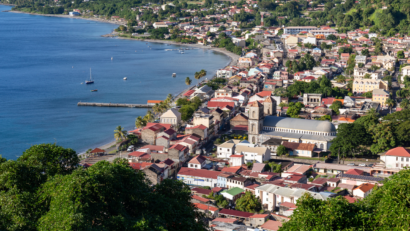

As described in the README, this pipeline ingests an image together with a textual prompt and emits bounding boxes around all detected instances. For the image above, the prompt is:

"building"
[177,167,219,187]
[260,220,283,231]
[188,155,207,169]
[235,144,271,163]
[220,187,245,201]
[160,108,181,127]
[372,89,390,107]
[303,93,322,107]
[226,177,254,189]
[255,116,336,152]
[69,11,81,16]
[249,214,269,227]
[282,142,316,157]
[401,66,410,82]
[217,140,239,158]
[313,163,371,175]
[284,26,317,35]
[353,78,388,94]
[380,147,410,169]
[353,183,375,198]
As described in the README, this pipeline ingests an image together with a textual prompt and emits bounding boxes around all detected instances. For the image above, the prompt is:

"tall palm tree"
[144,110,155,122]
[165,94,173,104]
[185,77,192,86]
[386,98,395,114]
[135,116,147,128]
[200,69,207,78]
[114,126,127,141]
[194,72,200,84]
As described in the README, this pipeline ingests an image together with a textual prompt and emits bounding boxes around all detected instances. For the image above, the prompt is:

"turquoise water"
[0,6,230,159]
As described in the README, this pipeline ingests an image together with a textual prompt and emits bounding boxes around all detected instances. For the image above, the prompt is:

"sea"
[0,5,230,159]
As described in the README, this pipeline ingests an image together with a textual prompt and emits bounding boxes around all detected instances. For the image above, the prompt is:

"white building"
[217,69,233,78]
[352,183,374,198]
[303,37,317,45]
[160,108,181,126]
[234,143,271,163]
[284,26,318,35]
[401,66,410,82]
[187,155,207,169]
[229,155,244,167]
[217,140,239,158]
[380,147,410,169]
[177,167,219,187]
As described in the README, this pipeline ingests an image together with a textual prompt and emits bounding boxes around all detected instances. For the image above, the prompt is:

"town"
[6,0,410,229]
[65,2,410,229]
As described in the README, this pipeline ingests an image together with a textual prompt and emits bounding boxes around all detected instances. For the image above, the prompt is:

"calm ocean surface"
[0,5,230,159]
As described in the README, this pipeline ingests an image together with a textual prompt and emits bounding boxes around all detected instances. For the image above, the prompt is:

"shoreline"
[8,10,124,25]
[5,8,238,159]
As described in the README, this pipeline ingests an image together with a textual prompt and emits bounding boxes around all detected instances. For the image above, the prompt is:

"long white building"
[284,26,318,35]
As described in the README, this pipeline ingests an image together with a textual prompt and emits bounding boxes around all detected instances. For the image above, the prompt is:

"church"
[248,101,336,152]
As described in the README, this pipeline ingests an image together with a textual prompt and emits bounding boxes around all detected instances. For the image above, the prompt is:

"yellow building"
[353,78,388,94]
[372,89,390,106]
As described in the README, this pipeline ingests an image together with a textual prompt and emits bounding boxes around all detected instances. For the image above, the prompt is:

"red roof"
[345,169,364,175]
[192,187,212,195]
[140,145,165,152]
[192,195,210,203]
[232,125,248,131]
[249,214,269,218]
[129,162,152,170]
[245,183,260,190]
[178,167,220,179]
[256,91,272,97]
[207,101,235,109]
[193,203,218,212]
[385,147,410,157]
[261,220,282,231]
[128,151,147,157]
[183,90,195,96]
[212,187,224,193]
[230,155,244,158]
[170,144,188,151]
[146,122,172,130]
[186,125,207,130]
[221,166,242,174]
[219,209,254,218]
[280,202,297,208]
[90,148,106,153]
[344,195,357,203]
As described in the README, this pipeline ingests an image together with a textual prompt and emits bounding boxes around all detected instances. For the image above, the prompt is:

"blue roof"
[313,48,321,50]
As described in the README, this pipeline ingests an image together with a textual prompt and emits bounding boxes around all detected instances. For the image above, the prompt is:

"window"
[190,164,193,167]
[396,157,399,161]
[402,158,404,161]
[266,198,268,201]
[407,158,409,162]
[396,163,399,167]
[228,149,230,151]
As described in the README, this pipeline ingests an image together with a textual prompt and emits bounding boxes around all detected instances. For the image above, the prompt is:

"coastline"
[5,8,238,159]
[8,10,125,25]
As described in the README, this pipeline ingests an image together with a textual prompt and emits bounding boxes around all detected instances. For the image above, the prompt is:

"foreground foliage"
[279,169,410,230]
[0,144,206,231]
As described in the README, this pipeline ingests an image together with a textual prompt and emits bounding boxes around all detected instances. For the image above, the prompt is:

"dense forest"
[0,144,206,230]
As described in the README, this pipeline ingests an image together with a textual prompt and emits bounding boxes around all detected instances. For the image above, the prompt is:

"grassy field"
[345,8,383,27]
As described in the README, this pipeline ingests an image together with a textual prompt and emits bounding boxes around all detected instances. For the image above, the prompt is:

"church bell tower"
[248,101,264,144]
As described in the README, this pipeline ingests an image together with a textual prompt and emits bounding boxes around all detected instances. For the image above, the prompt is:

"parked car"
[127,145,135,152]
[358,163,367,167]
[347,163,355,166]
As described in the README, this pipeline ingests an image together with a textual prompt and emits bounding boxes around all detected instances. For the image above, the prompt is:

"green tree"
[397,50,405,59]
[268,162,282,173]
[361,49,369,56]
[354,109,379,131]
[329,100,343,115]
[114,125,127,141]
[235,191,262,213]
[185,77,192,86]
[276,145,288,156]
[135,116,147,128]
[385,98,395,113]
[286,102,305,118]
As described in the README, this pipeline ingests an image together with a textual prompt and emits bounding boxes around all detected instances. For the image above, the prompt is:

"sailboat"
[85,68,94,84]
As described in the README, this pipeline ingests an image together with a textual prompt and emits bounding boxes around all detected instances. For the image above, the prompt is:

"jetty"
[77,102,153,108]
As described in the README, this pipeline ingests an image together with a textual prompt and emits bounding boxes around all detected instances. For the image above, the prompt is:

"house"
[127,151,152,162]
[226,176,254,189]
[340,174,383,186]
[282,142,316,158]
[160,108,181,127]
[282,164,311,176]
[193,203,219,218]
[401,66,410,82]
[249,214,269,227]
[229,155,244,167]
[177,167,219,187]
[235,144,271,163]
[188,155,207,169]
[185,125,208,140]
[261,220,283,231]
[218,209,254,222]
[217,140,238,158]
[353,183,375,198]
[221,187,244,202]
[380,147,410,170]
[141,124,167,145]
[143,164,168,184]
[313,163,371,175]
[230,113,249,131]
[90,148,106,156]
[372,89,390,107]
[284,174,307,184]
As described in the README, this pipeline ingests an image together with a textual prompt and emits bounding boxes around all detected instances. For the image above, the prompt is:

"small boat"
[180,51,184,54]
[123,77,127,80]
[111,57,113,60]
[85,68,94,84]
[91,89,98,92]
[172,73,176,77]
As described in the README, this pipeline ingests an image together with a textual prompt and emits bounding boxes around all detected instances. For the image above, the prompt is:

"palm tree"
[165,94,173,104]
[185,77,192,86]
[144,110,155,122]
[114,126,127,141]
[401,98,409,110]
[152,103,162,115]
[135,116,147,128]
[386,98,395,114]
[336,75,346,83]
[200,69,207,78]
[194,72,200,84]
